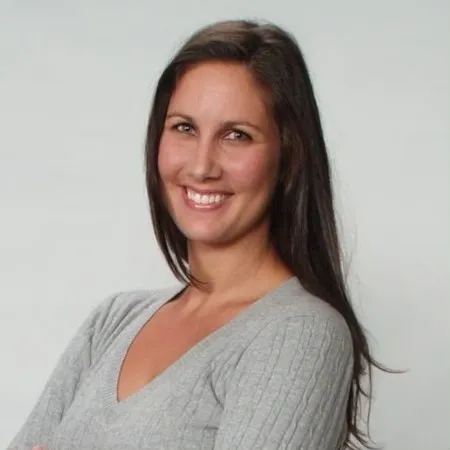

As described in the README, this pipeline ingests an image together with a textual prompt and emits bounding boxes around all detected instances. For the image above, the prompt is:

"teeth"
[187,188,226,205]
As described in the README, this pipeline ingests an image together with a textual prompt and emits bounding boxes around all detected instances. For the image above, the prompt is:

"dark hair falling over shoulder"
[144,19,397,449]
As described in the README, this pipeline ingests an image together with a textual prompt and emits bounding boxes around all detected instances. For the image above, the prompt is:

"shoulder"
[253,277,351,335]
[85,284,183,350]
[92,286,174,324]
[216,278,353,387]
[241,278,353,362]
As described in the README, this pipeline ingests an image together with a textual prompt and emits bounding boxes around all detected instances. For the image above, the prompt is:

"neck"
[184,227,292,306]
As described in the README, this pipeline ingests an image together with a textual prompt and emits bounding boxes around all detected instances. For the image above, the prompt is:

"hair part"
[145,19,393,449]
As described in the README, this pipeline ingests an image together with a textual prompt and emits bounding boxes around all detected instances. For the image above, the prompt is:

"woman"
[10,19,382,450]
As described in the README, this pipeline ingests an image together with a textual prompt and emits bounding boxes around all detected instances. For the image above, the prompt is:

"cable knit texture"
[8,277,353,450]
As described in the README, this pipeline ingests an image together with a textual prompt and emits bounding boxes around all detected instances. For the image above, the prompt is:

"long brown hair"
[145,19,389,449]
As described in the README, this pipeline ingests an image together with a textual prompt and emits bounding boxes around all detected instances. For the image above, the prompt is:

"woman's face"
[158,61,280,247]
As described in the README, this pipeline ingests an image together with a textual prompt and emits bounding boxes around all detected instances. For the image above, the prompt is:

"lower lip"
[182,188,230,211]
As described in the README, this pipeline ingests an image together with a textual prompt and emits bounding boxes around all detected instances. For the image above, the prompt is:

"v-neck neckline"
[105,276,298,409]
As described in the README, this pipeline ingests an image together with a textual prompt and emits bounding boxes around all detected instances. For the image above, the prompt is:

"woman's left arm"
[214,313,354,450]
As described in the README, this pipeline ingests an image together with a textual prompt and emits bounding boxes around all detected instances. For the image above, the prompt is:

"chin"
[176,215,267,248]
[182,230,229,246]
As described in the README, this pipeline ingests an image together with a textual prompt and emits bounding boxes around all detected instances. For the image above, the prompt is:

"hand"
[32,446,44,450]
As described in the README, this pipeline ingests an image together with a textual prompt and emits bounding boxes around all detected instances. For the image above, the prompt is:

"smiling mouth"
[184,187,231,208]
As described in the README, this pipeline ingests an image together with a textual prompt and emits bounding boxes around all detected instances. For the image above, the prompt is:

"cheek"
[158,136,186,181]
[228,151,279,193]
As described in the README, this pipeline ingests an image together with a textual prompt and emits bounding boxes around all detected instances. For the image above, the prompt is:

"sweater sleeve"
[7,292,119,450]
[213,313,354,450]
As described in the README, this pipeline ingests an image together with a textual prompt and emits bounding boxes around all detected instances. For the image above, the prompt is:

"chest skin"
[116,295,249,403]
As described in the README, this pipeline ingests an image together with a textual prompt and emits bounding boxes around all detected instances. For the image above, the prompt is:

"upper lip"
[184,185,232,195]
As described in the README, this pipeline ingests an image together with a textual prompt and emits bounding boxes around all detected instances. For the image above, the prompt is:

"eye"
[225,129,251,141]
[173,122,195,135]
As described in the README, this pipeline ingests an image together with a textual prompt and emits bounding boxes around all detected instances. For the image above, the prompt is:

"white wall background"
[1,1,448,449]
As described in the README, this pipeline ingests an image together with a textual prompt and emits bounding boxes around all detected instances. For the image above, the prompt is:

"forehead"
[168,61,272,120]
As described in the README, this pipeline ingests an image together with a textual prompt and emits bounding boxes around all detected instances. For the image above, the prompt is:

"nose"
[187,137,221,181]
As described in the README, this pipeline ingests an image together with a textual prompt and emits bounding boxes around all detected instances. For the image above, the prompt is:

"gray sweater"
[8,277,353,450]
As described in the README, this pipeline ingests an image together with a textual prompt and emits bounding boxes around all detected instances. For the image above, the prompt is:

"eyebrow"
[165,112,264,133]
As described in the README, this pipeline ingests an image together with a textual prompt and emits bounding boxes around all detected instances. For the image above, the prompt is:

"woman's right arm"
[7,293,119,450]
